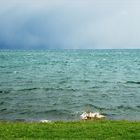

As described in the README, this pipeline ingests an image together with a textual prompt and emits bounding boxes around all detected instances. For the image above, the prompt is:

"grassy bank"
[0,120,140,140]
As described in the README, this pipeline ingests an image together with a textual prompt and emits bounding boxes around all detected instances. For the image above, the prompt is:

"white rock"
[96,114,105,119]
[39,120,51,123]
[80,112,105,120]
[80,112,88,120]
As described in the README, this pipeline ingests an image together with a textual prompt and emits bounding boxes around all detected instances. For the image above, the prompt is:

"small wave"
[18,87,39,91]
[0,66,6,68]
[19,111,29,115]
[0,90,11,94]
[0,108,7,111]
[126,81,140,84]
[17,87,80,92]
[102,80,109,83]
[117,105,138,111]
[84,103,95,108]
[84,104,111,111]
[3,71,13,74]
[136,105,140,108]
[35,109,76,120]
[0,102,5,105]
[36,109,71,115]
[44,87,80,92]
[80,80,90,83]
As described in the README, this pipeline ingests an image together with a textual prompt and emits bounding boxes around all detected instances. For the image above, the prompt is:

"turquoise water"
[0,49,140,121]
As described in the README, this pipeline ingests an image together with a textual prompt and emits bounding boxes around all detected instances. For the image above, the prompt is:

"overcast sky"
[0,0,140,49]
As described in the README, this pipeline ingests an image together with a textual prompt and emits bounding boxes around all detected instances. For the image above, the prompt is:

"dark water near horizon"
[0,49,140,121]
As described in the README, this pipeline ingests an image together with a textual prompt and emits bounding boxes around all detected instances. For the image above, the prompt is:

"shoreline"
[0,117,140,123]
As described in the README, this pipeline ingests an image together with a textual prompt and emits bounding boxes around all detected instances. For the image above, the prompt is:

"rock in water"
[39,120,51,123]
[80,112,105,120]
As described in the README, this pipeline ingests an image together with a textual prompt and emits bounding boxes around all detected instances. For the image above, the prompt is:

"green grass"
[0,120,140,140]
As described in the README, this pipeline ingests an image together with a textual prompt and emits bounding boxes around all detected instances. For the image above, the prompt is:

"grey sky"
[0,0,140,49]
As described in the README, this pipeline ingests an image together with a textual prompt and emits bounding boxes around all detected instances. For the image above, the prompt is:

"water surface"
[0,49,140,121]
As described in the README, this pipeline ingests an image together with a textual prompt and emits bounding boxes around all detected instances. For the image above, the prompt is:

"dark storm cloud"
[0,0,140,49]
